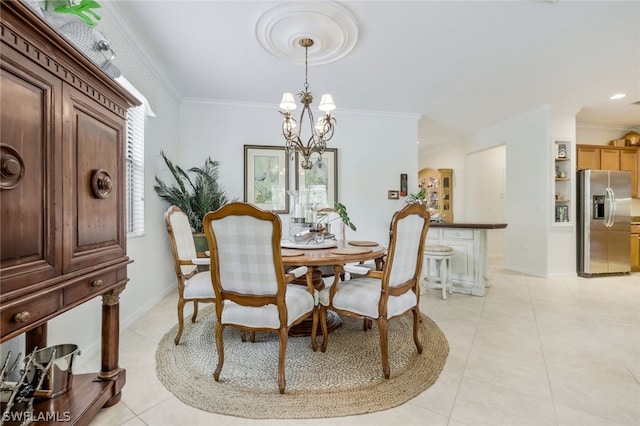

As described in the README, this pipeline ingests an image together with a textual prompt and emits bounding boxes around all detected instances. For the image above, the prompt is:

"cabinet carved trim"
[0,14,134,118]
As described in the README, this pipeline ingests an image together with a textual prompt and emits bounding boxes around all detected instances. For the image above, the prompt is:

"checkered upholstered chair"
[203,202,319,394]
[165,206,215,345]
[318,203,430,379]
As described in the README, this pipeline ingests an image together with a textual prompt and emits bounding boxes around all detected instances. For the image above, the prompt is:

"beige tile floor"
[86,260,640,426]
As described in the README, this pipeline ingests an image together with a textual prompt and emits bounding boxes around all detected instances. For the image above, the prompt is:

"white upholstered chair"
[203,202,320,394]
[165,206,215,345]
[318,203,430,378]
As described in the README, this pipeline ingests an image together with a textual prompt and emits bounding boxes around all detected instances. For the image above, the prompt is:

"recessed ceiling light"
[609,93,626,100]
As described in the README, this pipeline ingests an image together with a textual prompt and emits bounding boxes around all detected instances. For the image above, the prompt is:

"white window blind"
[126,104,145,237]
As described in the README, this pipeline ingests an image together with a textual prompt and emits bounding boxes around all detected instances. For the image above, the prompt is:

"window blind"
[126,104,145,237]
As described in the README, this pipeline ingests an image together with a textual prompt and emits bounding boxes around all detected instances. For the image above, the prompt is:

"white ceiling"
[109,1,640,155]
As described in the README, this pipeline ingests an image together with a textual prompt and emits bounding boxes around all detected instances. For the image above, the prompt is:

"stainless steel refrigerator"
[577,169,631,277]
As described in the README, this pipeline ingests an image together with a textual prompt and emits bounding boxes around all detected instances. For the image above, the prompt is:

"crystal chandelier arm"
[280,111,297,140]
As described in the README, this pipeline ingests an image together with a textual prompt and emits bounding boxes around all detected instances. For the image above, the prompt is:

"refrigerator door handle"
[609,187,616,226]
[605,187,616,227]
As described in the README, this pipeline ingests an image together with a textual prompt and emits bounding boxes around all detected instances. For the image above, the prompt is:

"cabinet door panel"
[600,149,621,171]
[447,240,475,282]
[620,150,638,198]
[63,85,126,273]
[0,50,62,295]
[577,147,600,170]
[631,233,640,271]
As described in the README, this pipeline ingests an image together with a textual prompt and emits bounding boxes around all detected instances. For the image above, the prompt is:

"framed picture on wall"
[295,148,338,208]
[244,145,289,213]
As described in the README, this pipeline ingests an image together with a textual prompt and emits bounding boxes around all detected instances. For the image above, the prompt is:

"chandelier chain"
[304,44,309,92]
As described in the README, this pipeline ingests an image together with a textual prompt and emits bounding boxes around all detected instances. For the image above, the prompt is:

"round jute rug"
[155,307,449,419]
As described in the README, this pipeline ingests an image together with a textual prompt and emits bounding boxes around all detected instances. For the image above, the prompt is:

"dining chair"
[203,202,320,394]
[318,203,430,378]
[165,206,215,345]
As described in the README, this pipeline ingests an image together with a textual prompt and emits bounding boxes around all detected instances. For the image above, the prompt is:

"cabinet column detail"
[100,285,126,379]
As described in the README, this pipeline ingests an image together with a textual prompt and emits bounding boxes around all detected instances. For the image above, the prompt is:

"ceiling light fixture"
[279,38,336,169]
[609,93,626,100]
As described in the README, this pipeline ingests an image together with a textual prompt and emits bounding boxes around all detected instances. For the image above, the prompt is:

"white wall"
[576,123,637,146]
[471,108,551,276]
[426,106,578,276]
[179,100,420,245]
[466,146,507,257]
[547,109,579,275]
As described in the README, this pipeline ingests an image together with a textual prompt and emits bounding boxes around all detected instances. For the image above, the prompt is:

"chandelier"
[279,38,336,170]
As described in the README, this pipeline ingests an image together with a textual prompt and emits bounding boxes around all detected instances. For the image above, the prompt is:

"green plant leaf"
[54,0,102,27]
[154,151,230,232]
[334,202,356,231]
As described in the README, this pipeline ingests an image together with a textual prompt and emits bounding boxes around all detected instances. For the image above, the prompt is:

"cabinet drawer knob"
[92,279,104,287]
[90,169,113,199]
[14,311,31,323]
[0,145,25,190]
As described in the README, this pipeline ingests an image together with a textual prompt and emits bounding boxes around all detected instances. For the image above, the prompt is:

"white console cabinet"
[426,223,507,296]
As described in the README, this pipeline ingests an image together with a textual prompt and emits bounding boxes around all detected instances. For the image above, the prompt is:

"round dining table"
[281,239,386,336]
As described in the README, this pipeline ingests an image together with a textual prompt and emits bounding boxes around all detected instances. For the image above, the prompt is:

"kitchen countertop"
[429,222,507,229]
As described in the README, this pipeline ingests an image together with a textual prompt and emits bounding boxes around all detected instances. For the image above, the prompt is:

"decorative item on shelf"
[154,151,230,253]
[623,130,640,147]
[279,38,336,170]
[557,143,567,158]
[0,344,79,423]
[27,0,122,79]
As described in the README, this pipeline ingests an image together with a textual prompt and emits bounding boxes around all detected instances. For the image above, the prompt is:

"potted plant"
[154,151,230,252]
[314,202,356,241]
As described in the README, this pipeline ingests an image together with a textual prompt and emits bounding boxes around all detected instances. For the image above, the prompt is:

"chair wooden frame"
[319,203,430,378]
[203,202,319,394]
[165,206,216,345]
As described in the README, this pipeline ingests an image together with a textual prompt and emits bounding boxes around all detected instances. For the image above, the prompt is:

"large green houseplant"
[154,151,229,242]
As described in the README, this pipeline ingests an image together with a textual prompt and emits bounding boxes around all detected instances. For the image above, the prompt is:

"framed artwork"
[295,148,338,208]
[244,145,289,213]
[400,173,408,196]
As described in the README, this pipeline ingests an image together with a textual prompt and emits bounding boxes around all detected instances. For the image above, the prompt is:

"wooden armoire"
[1,1,139,423]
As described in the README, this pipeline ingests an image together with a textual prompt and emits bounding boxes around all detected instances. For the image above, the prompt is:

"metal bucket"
[27,344,81,398]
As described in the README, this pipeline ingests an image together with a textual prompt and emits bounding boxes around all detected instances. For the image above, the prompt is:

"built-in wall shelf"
[553,139,574,226]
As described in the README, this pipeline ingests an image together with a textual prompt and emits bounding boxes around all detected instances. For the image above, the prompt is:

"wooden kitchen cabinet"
[576,144,638,198]
[576,145,601,170]
[1,2,139,423]
[632,224,640,272]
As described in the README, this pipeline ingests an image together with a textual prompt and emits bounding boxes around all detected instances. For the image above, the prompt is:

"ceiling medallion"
[255,1,359,65]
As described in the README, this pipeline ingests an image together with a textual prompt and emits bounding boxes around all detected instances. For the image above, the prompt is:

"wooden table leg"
[288,267,342,337]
